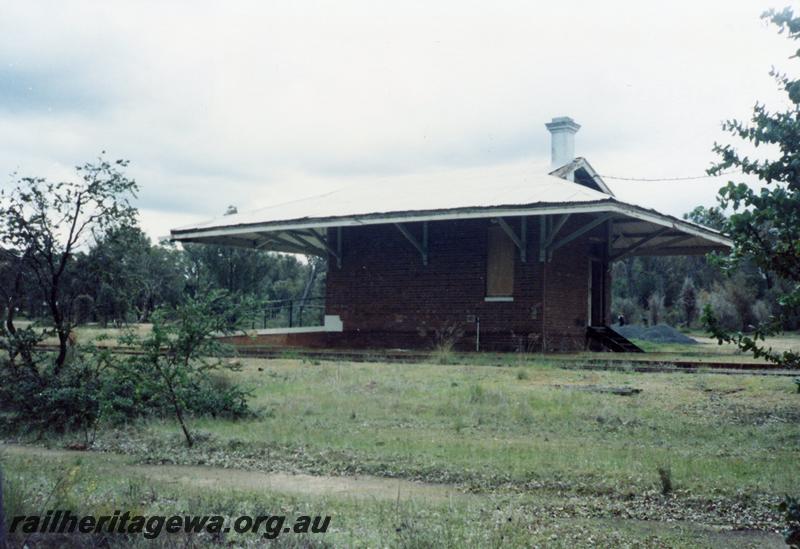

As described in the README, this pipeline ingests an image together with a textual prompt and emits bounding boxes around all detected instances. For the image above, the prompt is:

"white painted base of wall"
[251,315,343,336]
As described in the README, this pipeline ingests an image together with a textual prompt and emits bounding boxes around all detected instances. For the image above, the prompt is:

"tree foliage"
[119,291,253,447]
[0,160,257,442]
[181,205,315,301]
[610,204,799,333]
[81,225,186,324]
[679,277,698,326]
[0,156,138,369]
[702,7,800,369]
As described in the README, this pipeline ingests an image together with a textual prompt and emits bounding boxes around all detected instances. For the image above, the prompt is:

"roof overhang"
[172,199,731,259]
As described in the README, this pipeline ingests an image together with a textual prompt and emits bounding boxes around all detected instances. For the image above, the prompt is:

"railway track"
[33,344,798,376]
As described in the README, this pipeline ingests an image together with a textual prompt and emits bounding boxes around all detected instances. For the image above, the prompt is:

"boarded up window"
[486,225,514,296]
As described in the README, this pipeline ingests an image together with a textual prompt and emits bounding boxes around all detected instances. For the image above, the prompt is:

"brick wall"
[324,214,611,352]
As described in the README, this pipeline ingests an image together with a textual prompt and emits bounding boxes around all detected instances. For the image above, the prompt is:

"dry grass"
[2,329,798,546]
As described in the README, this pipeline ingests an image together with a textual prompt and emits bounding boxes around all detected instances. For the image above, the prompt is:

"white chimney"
[545,116,581,169]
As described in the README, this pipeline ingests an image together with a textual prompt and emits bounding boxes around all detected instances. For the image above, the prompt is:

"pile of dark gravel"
[614,324,698,344]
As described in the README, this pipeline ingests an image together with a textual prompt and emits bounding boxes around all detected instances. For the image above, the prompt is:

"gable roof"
[549,157,614,196]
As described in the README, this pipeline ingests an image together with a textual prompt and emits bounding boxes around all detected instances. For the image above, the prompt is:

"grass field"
[2,348,798,547]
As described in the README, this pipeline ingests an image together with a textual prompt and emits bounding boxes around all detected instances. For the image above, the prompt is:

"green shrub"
[0,292,253,443]
[657,466,673,495]
[120,290,254,446]
[778,496,800,548]
[177,373,250,419]
[0,343,106,441]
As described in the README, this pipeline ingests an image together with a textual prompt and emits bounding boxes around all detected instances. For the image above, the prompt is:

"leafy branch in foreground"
[120,290,254,447]
[779,495,800,548]
[0,156,139,439]
[703,7,800,369]
[701,305,800,369]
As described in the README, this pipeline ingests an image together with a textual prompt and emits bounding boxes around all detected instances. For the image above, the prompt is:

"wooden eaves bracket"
[609,227,672,261]
[655,234,693,250]
[539,214,572,261]
[288,229,342,268]
[257,229,342,268]
[494,217,527,262]
[257,233,318,256]
[394,222,428,265]
[539,213,615,262]
[610,231,694,261]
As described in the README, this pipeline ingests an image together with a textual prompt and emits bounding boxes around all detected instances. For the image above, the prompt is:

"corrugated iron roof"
[173,161,612,233]
[170,159,732,256]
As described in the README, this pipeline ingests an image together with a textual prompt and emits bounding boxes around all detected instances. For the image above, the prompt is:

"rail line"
[32,344,798,376]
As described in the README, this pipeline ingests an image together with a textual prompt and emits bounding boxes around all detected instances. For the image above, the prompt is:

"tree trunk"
[166,380,193,447]
[55,329,69,370]
[173,400,194,448]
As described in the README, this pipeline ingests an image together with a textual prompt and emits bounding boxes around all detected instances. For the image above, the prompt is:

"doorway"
[588,260,606,326]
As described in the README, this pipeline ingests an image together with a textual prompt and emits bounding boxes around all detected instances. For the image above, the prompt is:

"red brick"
[323,215,610,352]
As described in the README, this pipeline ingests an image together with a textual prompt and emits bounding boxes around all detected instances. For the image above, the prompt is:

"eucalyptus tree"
[703,8,800,368]
[0,156,138,370]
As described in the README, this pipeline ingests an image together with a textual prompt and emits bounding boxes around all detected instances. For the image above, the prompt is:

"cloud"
[0,0,792,240]
[0,66,104,115]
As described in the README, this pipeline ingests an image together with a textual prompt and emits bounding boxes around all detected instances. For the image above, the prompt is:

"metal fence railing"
[249,296,326,330]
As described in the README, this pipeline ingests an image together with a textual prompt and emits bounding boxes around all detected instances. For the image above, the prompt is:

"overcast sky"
[0,1,793,241]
